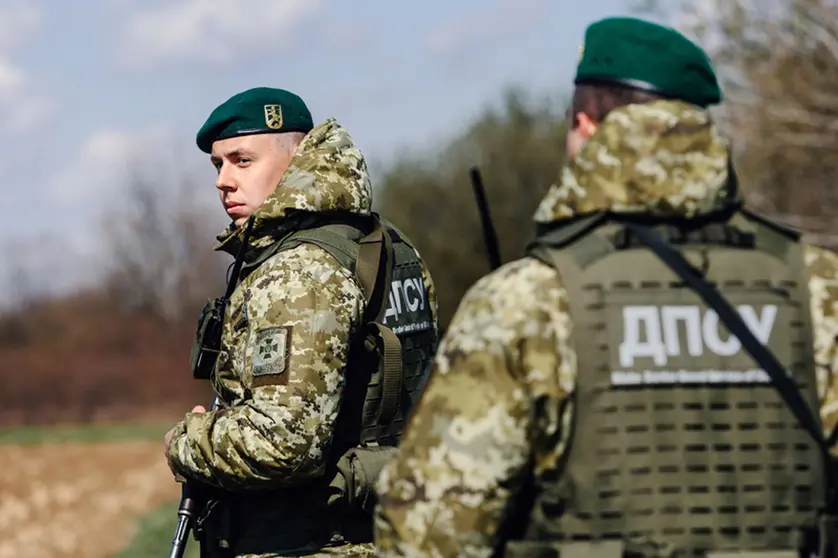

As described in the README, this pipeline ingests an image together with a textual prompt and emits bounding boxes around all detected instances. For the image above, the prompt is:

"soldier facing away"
[162,87,440,557]
[373,17,838,558]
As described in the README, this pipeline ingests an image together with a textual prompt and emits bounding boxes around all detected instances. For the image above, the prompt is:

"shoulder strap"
[254,217,394,322]
[355,217,394,322]
[281,224,362,271]
[624,223,837,513]
[354,216,403,427]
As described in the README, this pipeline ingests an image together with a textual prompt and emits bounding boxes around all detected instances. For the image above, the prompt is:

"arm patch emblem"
[251,326,291,385]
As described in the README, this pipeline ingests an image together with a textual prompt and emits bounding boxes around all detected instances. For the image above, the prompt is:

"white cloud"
[0,0,42,52]
[114,0,323,70]
[427,0,548,55]
[0,1,56,136]
[47,124,178,204]
[3,96,57,134]
[0,59,24,101]
[4,123,223,307]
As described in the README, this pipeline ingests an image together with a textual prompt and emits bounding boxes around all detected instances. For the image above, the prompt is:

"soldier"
[162,87,439,557]
[373,17,838,558]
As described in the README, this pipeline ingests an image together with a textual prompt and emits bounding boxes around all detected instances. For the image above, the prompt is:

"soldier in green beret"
[162,87,440,557]
[374,16,838,557]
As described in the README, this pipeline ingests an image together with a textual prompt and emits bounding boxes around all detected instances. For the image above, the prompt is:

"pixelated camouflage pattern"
[533,100,733,223]
[373,100,838,556]
[419,259,440,339]
[216,118,373,252]
[167,243,364,489]
[166,118,380,557]
[804,244,838,438]
[374,257,571,558]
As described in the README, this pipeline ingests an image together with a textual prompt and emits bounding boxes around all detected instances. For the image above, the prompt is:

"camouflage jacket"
[164,120,435,558]
[372,101,838,557]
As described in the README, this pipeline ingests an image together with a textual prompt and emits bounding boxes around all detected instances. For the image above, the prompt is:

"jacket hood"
[216,118,373,254]
[533,100,737,224]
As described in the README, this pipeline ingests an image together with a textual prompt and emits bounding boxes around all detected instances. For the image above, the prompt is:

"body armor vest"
[269,214,438,452]
[194,213,438,556]
[506,210,826,558]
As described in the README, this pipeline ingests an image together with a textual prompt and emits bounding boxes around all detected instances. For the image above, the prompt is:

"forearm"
[167,393,337,491]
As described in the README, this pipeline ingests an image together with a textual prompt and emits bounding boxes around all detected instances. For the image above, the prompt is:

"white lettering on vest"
[614,304,779,386]
[383,277,427,325]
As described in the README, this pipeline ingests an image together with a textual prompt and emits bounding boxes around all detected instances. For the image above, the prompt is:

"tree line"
[3,0,838,425]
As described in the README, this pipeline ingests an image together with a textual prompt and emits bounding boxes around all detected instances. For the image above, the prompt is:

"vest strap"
[364,322,403,427]
[283,224,361,269]
[356,216,395,323]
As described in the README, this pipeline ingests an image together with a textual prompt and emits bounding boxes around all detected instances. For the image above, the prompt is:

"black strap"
[625,223,837,511]
[223,216,255,300]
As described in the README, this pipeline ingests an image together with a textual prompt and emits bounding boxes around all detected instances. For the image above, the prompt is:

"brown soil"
[0,441,180,558]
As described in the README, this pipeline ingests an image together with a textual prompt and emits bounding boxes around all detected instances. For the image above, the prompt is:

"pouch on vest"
[190,217,255,380]
[511,209,827,557]
[190,297,225,380]
[327,445,400,515]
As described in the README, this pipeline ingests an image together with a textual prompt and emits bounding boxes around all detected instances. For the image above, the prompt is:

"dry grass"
[0,440,181,558]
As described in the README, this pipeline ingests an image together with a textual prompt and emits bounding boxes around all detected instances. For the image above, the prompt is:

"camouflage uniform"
[372,100,838,557]
[166,118,438,558]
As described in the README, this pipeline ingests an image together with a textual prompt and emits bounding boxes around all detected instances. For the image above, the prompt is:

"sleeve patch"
[251,326,291,385]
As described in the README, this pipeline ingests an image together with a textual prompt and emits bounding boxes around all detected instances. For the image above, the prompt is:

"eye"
[237,157,252,166]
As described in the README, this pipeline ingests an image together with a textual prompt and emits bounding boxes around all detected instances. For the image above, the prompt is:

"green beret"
[575,17,722,108]
[196,87,314,153]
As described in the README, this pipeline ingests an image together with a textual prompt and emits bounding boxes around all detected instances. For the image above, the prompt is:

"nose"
[215,164,236,192]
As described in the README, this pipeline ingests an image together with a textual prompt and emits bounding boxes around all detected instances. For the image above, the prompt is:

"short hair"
[570,83,665,128]
[274,131,306,154]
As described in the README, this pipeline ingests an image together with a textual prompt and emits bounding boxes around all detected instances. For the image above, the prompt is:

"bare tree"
[635,0,838,246]
[103,167,227,322]
[376,88,568,328]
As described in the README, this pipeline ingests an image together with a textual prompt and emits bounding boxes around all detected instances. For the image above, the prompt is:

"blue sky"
[0,0,656,299]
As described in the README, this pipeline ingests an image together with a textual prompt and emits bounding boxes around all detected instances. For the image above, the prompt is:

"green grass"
[113,500,201,558]
[0,420,172,445]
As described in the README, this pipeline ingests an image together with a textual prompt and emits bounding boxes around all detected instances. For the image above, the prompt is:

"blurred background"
[3,0,837,556]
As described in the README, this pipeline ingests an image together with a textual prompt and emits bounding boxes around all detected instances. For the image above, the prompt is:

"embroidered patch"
[252,326,290,378]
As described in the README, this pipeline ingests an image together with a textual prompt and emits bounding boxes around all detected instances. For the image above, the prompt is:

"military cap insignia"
[251,326,291,384]
[264,104,283,130]
[578,43,585,62]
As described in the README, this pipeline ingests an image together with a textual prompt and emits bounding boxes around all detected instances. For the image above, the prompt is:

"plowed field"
[0,440,180,558]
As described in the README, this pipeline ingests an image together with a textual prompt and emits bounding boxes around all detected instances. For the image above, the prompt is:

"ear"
[577,112,598,139]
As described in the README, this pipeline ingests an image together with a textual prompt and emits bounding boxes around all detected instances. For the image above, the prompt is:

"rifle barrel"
[469,166,502,271]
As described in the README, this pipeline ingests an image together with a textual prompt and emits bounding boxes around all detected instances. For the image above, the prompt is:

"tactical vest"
[504,209,826,558]
[196,212,438,556]
[265,213,439,452]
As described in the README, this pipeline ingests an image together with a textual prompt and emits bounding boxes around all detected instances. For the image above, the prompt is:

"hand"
[163,405,208,472]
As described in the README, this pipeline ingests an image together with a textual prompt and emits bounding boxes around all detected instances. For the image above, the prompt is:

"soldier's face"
[210,134,296,226]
